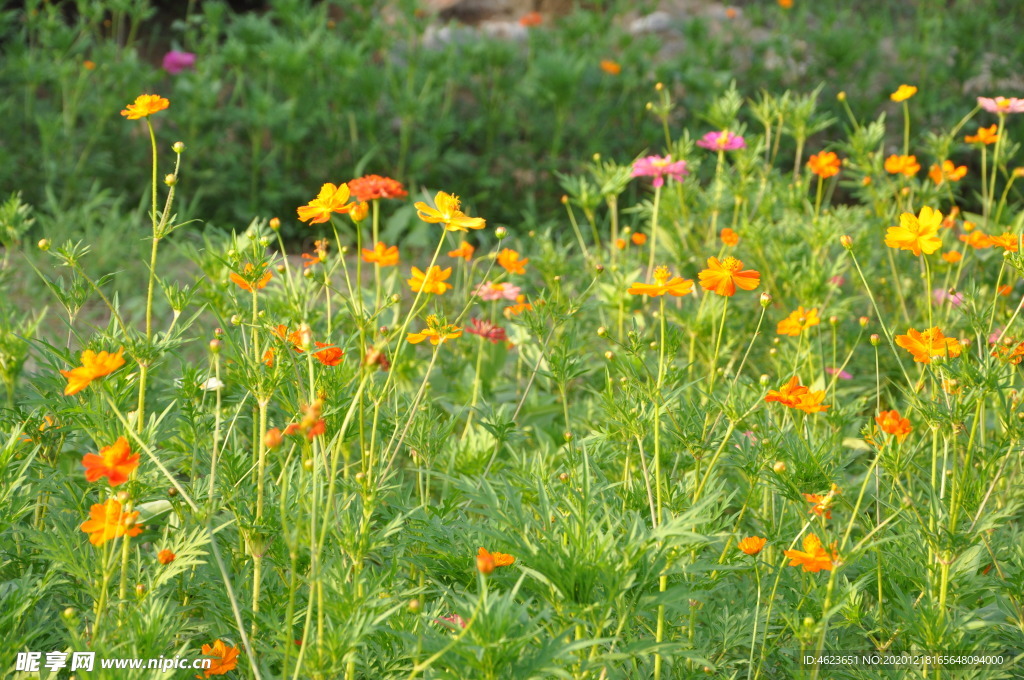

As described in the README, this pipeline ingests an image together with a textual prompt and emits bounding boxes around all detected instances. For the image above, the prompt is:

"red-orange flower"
[199,639,239,677]
[297,183,354,224]
[82,436,139,486]
[80,498,142,546]
[807,151,841,178]
[884,154,920,176]
[627,266,694,297]
[895,327,962,363]
[992,340,1024,365]
[599,59,622,75]
[347,175,407,202]
[158,549,176,565]
[738,536,766,555]
[928,160,967,185]
[120,94,169,119]
[720,228,740,246]
[519,11,542,26]
[876,409,912,438]
[698,256,760,297]
[777,306,820,336]
[631,232,647,246]
[313,341,343,366]
[497,248,529,275]
[62,348,126,396]
[476,546,515,575]
[764,376,830,413]
[230,263,272,292]
[448,241,475,260]
[362,242,399,266]
[783,534,835,572]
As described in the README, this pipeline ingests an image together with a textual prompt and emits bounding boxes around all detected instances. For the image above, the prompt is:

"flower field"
[3,2,1024,679]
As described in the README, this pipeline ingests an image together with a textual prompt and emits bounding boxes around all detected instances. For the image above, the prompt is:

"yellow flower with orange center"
[698,256,760,297]
[61,348,126,396]
[628,266,694,297]
[362,242,399,266]
[884,154,920,176]
[890,84,918,102]
[407,266,453,295]
[777,306,820,336]
[895,327,962,363]
[884,206,943,256]
[297,182,354,224]
[497,248,529,274]
[928,160,967,185]
[414,191,486,232]
[120,94,169,119]
[80,498,142,546]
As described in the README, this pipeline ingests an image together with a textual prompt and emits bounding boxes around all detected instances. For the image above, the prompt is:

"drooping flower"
[627,266,694,297]
[348,175,408,202]
[120,94,169,119]
[698,256,760,297]
[199,639,240,677]
[720,228,740,246]
[362,242,399,266]
[807,151,841,178]
[884,154,920,176]
[783,534,835,572]
[158,549,176,565]
[876,410,912,438]
[890,84,918,102]
[414,192,486,232]
[230,262,273,292]
[407,314,462,345]
[738,536,766,556]
[476,546,515,575]
[313,342,343,366]
[297,183,354,224]
[599,59,622,75]
[62,348,126,396]
[504,295,533,318]
[884,206,943,256]
[82,436,139,486]
[965,125,999,145]
[630,155,688,188]
[80,498,142,546]
[162,50,196,74]
[449,241,475,260]
[895,327,962,363]
[977,96,1024,114]
[473,281,521,301]
[407,266,453,295]
[764,376,830,414]
[777,306,820,336]
[497,248,529,275]
[466,318,507,344]
[928,161,967,185]
[697,130,746,151]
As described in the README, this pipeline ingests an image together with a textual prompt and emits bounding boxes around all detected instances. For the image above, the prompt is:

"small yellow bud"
[840,235,853,249]
[37,238,50,251]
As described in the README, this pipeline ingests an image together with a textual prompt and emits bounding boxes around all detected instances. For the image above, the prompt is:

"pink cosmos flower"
[162,50,196,74]
[933,288,964,307]
[466,318,508,344]
[989,328,1005,345]
[830,275,846,287]
[631,155,689,188]
[826,367,853,380]
[473,281,521,301]
[438,613,467,630]
[697,130,746,151]
[977,96,1024,114]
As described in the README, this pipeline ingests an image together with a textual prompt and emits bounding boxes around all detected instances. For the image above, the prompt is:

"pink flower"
[977,96,1024,114]
[697,130,746,151]
[466,318,508,344]
[162,50,196,74]
[829,275,845,287]
[989,328,1005,345]
[933,288,964,307]
[631,155,689,188]
[826,367,853,380]
[473,281,521,301]
[438,613,467,630]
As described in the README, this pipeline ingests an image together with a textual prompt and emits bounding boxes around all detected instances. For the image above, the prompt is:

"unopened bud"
[604,351,614,360]
[495,226,508,239]
[37,238,50,251]
[597,326,608,337]
[264,428,283,450]
[837,91,846,102]
[563,431,573,442]
[269,217,281,230]
[759,374,770,386]
[172,141,185,153]
[595,263,605,274]
[870,333,880,346]
[760,291,772,308]
[135,583,146,597]
[840,235,853,249]
[829,315,838,326]
[773,460,787,473]
[231,314,242,326]
[62,607,76,620]
[408,598,421,614]
[859,316,869,328]
[164,173,177,186]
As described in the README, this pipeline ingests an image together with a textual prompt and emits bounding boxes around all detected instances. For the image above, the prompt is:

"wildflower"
[408,315,462,345]
[297,182,354,224]
[599,59,622,75]
[519,10,542,26]
[264,427,284,449]
[82,436,139,486]
[158,549,176,565]
[698,256,760,297]
[988,233,1020,252]
[407,266,453,295]
[884,206,943,256]
[448,241,475,260]
[477,546,515,575]
[876,410,912,438]
[631,232,647,245]
[895,327,962,363]
[504,295,533,318]
[942,251,962,263]
[803,487,839,519]
[284,402,326,440]
[120,94,169,119]
[62,348,126,396]
[764,376,830,414]
[933,288,964,307]
[497,248,529,274]
[83,60,96,70]
[162,50,196,74]
[929,161,967,185]
[783,534,835,572]
[199,640,239,677]
[965,125,999,145]
[628,266,694,297]
[473,281,521,301]
[349,201,369,223]
[615,238,627,250]
[992,341,1024,365]
[631,155,688,188]
[825,367,852,380]
[80,498,142,546]
[348,175,408,202]
[439,613,468,630]
[414,191,486,232]
[998,284,1013,296]
[960,230,993,249]
[362,242,399,266]
[777,0,793,7]
[466,318,508,344]
[313,342,343,366]
[807,151,841,178]
[977,96,1024,114]
[884,154,920,176]
[777,306,820,336]
[738,536,766,555]
[890,84,918,102]
[697,130,746,151]
[230,263,273,292]
[720,228,740,246]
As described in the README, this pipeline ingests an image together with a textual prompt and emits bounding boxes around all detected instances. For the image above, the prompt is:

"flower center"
[653,266,671,284]
[721,256,743,272]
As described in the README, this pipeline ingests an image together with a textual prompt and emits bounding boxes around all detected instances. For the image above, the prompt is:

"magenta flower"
[977,96,1024,114]
[697,130,746,151]
[933,288,964,307]
[826,367,853,380]
[162,50,196,75]
[473,281,521,301]
[631,155,689,188]
[466,318,508,344]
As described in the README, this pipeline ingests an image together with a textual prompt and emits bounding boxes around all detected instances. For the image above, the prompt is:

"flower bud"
[604,351,614,360]
[563,431,573,442]
[759,374,769,386]
[595,263,605,274]
[62,607,76,621]
[302,458,313,472]
[870,333,880,346]
[172,141,185,153]
[760,291,772,308]
[164,173,177,186]
[829,315,838,326]
[264,427,283,450]
[350,201,369,223]
[269,217,281,230]
[840,235,853,249]
[355,471,366,483]
[495,226,508,239]
[303,268,314,279]
[837,91,846,102]
[231,314,242,326]
[477,551,495,575]
[276,264,286,274]
[135,583,146,597]
[559,472,569,483]
[390,294,401,304]
[37,238,50,251]
[655,82,664,91]
[408,598,421,614]
[168,487,178,497]
[116,490,130,503]
[859,316,869,328]
[772,460,787,473]
[597,326,608,337]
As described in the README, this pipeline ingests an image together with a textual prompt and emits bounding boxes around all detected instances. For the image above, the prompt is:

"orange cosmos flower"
[362,242,399,266]
[941,251,962,263]
[615,238,627,250]
[777,306,820,336]
[120,94,169,119]
[992,340,1024,365]
[449,241,475,260]
[895,327,962,363]
[157,549,176,565]
[627,266,694,297]
[764,376,830,413]
[885,206,943,256]
[890,84,918,102]
[631,232,647,246]
[720,227,740,246]
[987,232,1020,252]
[876,409,912,438]
[229,262,273,292]
[313,341,343,366]
[960,230,993,249]
[82,436,139,486]
[599,59,622,75]
[965,125,999,145]
[777,0,793,8]
[807,151,841,178]
[476,546,515,575]
[783,534,835,572]
[200,639,240,677]
[884,154,920,176]
[698,256,760,297]
[407,266,453,295]
[998,284,1013,296]
[803,492,835,519]
[504,294,533,318]
[497,248,529,274]
[297,182,354,224]
[738,536,766,555]
[519,11,542,26]
[929,160,967,185]
[347,174,407,202]
[62,348,126,396]
[80,498,142,546]
[407,314,462,345]
[414,191,486,232]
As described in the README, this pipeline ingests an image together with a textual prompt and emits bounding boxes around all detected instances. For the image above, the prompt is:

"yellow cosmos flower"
[407,266,453,295]
[884,206,943,256]
[414,191,486,232]
[120,94,169,119]
[61,348,126,396]
[890,84,918,102]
